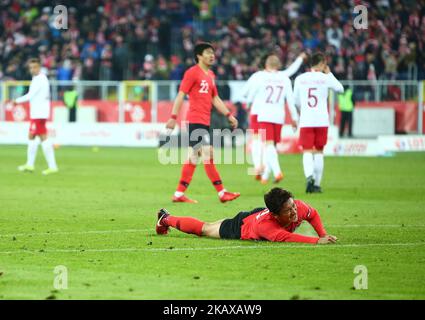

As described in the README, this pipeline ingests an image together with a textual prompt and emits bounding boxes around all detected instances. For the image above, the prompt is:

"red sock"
[204,159,224,192]
[176,162,197,192]
[164,216,204,236]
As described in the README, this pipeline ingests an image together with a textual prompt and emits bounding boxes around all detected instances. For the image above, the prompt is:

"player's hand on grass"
[166,118,177,130]
[228,115,238,129]
[317,235,338,244]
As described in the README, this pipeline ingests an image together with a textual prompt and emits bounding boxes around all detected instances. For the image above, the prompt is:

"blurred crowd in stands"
[1,0,424,82]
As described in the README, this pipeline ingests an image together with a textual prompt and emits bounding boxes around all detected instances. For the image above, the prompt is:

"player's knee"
[187,148,200,164]
[201,146,213,161]
[202,222,221,238]
[201,223,212,236]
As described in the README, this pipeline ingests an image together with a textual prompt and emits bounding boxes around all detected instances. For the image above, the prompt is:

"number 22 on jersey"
[199,80,209,93]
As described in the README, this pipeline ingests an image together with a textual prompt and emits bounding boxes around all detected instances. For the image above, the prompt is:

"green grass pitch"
[0,145,424,299]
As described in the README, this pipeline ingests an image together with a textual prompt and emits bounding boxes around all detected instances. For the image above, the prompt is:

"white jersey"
[294,71,343,128]
[15,72,51,119]
[246,70,298,125]
[243,56,303,115]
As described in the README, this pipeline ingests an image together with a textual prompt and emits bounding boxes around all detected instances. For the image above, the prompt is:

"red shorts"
[259,122,283,144]
[299,127,328,150]
[29,119,47,136]
[249,114,259,134]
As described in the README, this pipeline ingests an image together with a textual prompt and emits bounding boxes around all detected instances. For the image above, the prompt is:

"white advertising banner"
[324,139,385,156]
[0,122,165,147]
[378,135,425,152]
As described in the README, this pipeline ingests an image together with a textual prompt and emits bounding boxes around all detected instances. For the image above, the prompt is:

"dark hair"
[264,188,293,215]
[28,58,41,65]
[194,42,214,63]
[310,52,326,67]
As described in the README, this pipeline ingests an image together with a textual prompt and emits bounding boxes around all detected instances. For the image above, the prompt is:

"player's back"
[251,71,293,124]
[30,72,51,119]
[294,71,343,128]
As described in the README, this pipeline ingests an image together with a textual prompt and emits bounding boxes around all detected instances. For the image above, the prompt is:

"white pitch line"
[329,224,425,228]
[1,224,423,239]
[0,242,424,255]
[0,229,153,238]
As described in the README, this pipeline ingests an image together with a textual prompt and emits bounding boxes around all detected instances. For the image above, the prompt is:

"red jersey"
[240,200,327,243]
[179,64,218,126]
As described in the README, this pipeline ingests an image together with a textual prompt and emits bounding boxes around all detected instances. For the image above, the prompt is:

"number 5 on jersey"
[308,88,318,108]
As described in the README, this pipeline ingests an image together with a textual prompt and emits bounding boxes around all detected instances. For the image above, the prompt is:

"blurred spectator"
[0,0,424,82]
[57,59,73,81]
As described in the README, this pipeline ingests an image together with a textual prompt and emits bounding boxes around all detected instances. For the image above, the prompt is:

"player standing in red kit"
[155,187,337,244]
[165,42,240,203]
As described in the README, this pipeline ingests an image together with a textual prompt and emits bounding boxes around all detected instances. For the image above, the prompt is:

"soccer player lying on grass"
[156,187,337,244]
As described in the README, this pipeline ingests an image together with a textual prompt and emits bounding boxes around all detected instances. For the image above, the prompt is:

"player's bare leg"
[201,145,240,203]
[303,149,315,193]
[201,219,225,238]
[156,208,223,238]
[312,150,324,193]
[39,134,58,175]
[18,133,38,173]
[261,141,283,184]
[250,133,264,180]
[173,147,199,203]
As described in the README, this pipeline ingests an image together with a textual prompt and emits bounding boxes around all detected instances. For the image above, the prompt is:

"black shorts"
[219,208,266,240]
[188,123,212,149]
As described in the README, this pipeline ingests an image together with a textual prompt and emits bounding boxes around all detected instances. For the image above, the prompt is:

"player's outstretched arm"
[212,95,238,129]
[166,91,186,130]
[281,52,306,77]
[306,206,338,243]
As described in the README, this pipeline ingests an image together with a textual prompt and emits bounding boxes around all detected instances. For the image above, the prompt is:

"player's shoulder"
[37,72,49,83]
[278,71,292,81]
[184,65,198,76]
[295,71,312,80]
[294,72,307,83]
[295,199,315,217]
[208,69,216,78]
[36,72,48,79]
[249,70,264,81]
[294,199,311,211]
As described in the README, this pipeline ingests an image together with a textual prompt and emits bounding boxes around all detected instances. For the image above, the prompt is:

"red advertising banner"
[6,100,422,134]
